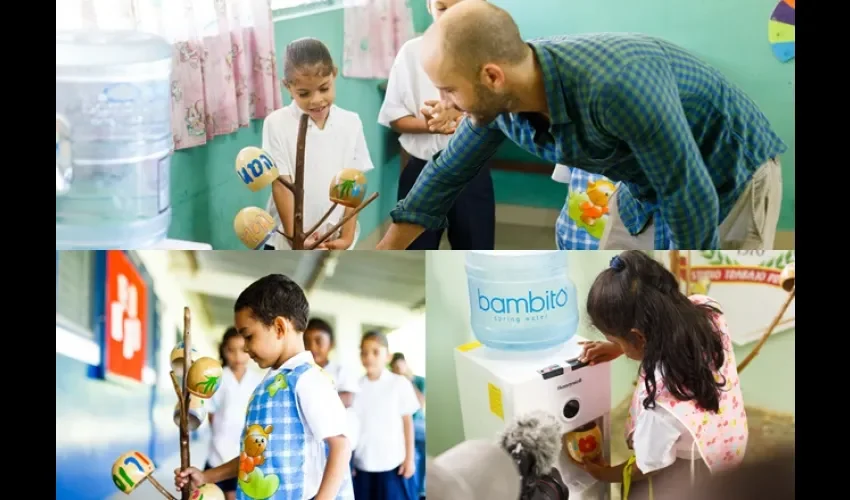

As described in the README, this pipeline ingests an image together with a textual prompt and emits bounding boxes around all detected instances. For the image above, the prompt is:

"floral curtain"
[56,0,283,151]
[342,0,415,79]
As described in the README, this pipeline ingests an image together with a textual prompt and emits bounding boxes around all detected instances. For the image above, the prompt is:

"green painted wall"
[168,0,795,246]
[425,250,795,456]
[168,8,393,249]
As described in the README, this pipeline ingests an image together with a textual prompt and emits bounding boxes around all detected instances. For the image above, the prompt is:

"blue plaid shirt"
[390,33,787,249]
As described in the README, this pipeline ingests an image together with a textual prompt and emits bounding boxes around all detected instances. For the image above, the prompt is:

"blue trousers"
[414,419,426,498]
[353,466,418,500]
[398,154,495,250]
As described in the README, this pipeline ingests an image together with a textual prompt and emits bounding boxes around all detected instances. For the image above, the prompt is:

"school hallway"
[57,250,426,500]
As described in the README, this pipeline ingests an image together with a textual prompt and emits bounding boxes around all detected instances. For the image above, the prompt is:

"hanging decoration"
[768,0,795,62]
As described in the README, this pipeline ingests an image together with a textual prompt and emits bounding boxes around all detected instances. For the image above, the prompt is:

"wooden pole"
[737,286,795,373]
[179,307,192,500]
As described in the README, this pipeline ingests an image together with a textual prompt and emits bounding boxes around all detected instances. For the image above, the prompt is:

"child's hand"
[398,457,416,479]
[318,237,352,250]
[578,340,623,365]
[422,100,462,134]
[173,466,205,491]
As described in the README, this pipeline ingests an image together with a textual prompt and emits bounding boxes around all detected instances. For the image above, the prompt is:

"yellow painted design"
[768,20,795,43]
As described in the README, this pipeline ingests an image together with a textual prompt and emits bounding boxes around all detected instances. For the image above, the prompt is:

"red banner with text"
[104,251,148,382]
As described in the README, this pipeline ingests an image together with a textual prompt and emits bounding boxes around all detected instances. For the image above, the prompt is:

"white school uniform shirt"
[352,369,421,472]
[378,36,450,161]
[322,359,362,451]
[262,351,349,499]
[206,366,265,467]
[262,102,375,249]
[631,368,698,474]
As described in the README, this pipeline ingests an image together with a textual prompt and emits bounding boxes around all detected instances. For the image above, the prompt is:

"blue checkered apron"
[555,168,673,250]
[237,362,354,500]
[554,168,610,250]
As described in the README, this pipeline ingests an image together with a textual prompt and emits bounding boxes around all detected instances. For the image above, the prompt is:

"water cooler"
[454,336,612,500]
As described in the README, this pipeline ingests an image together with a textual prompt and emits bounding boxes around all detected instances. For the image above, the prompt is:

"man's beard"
[465,83,515,127]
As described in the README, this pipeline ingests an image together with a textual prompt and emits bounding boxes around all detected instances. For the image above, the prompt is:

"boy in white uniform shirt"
[263,38,374,250]
[175,274,354,500]
[205,328,265,500]
[304,318,360,451]
[378,0,495,250]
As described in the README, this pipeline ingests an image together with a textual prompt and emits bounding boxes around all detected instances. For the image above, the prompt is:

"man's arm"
[597,59,719,249]
[377,119,505,249]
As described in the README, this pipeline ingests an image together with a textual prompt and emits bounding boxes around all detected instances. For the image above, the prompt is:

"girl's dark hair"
[586,250,727,412]
[361,330,389,349]
[219,327,241,367]
[390,352,406,366]
[283,37,336,83]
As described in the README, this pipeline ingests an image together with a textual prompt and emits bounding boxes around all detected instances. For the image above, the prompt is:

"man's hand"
[422,99,462,134]
[375,222,425,250]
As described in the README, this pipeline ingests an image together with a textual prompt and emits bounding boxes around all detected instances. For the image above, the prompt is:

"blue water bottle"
[465,250,579,351]
[56,30,174,249]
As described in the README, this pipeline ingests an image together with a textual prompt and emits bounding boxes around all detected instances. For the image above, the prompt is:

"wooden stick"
[146,476,179,500]
[684,250,691,295]
[304,202,340,240]
[737,287,795,373]
[180,307,192,500]
[291,114,309,249]
[306,192,379,250]
[275,227,294,244]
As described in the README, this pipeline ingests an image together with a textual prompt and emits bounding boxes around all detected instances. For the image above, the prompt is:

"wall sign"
[103,251,148,382]
[659,250,795,346]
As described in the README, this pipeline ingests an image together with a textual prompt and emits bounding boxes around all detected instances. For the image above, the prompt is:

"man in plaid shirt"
[376,0,786,251]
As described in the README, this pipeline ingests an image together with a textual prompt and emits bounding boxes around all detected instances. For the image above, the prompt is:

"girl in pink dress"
[575,250,748,500]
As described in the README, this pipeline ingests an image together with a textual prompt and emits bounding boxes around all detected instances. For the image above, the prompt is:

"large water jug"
[56,30,173,249]
[465,250,579,351]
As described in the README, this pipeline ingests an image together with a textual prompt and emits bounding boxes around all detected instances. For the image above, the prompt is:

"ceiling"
[179,251,426,328]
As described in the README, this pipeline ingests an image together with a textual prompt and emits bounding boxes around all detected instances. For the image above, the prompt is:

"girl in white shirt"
[352,331,420,500]
[204,327,264,500]
[304,318,361,452]
[378,0,495,250]
[263,38,375,250]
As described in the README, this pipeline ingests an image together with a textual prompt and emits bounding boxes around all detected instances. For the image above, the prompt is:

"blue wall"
[56,252,187,500]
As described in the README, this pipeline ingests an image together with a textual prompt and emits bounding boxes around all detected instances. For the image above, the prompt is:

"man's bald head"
[424,0,527,77]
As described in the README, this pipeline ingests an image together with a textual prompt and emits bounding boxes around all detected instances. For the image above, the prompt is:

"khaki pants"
[599,159,783,250]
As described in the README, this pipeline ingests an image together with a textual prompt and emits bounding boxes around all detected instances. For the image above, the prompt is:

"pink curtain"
[342,0,416,79]
[57,0,283,151]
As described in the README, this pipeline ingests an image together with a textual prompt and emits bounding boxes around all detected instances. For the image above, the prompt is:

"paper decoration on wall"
[768,0,795,62]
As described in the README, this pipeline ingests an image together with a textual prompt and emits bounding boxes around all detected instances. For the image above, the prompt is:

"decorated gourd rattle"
[110,307,225,500]
[232,114,379,250]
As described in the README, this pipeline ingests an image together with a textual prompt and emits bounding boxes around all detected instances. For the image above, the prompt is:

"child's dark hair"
[586,250,726,412]
[234,274,309,332]
[361,330,389,349]
[219,327,241,367]
[306,317,334,344]
[283,37,336,83]
[390,352,406,366]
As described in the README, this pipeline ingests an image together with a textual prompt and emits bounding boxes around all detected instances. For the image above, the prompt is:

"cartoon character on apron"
[622,295,749,499]
[237,362,355,500]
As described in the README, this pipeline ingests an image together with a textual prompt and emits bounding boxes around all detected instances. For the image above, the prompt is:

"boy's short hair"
[306,317,335,344]
[234,274,309,332]
[390,352,406,366]
[361,330,389,349]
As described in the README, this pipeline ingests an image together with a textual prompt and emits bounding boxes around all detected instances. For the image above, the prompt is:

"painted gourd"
[186,357,224,399]
[564,422,603,463]
[111,451,155,494]
[329,168,367,208]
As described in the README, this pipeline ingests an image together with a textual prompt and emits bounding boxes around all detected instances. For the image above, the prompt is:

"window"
[56,251,95,337]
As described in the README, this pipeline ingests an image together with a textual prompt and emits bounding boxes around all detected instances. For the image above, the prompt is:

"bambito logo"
[477,287,569,314]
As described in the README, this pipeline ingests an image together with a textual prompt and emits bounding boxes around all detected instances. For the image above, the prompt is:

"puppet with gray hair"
[500,411,570,500]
